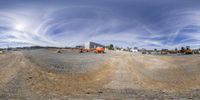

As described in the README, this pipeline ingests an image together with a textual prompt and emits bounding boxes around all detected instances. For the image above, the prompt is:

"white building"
[131,48,138,52]
[85,41,104,49]
[0,50,4,54]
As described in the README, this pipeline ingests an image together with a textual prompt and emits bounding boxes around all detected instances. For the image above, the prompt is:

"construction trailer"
[84,41,105,49]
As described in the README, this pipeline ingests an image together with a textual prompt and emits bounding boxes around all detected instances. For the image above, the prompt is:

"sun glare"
[15,24,25,31]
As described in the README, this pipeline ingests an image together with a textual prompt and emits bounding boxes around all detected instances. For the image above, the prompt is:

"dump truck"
[95,47,105,53]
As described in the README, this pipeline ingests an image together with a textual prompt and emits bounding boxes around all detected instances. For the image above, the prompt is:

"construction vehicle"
[56,49,62,53]
[79,48,96,53]
[79,49,90,53]
[179,46,193,55]
[184,49,193,54]
[142,52,146,54]
[79,49,84,53]
[95,47,105,54]
[185,46,193,54]
[79,47,105,54]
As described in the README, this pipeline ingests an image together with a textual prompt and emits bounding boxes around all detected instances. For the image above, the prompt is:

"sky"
[1,0,200,49]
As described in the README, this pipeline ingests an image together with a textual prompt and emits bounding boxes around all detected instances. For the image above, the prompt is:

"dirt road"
[104,54,141,89]
[0,50,200,99]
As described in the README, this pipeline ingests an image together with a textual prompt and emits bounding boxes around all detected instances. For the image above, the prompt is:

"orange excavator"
[95,47,105,53]
[79,47,105,54]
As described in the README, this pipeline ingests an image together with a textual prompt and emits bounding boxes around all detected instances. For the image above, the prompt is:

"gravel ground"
[23,49,114,73]
[0,49,200,99]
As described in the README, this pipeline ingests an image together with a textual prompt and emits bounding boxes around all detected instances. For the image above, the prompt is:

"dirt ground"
[0,49,200,100]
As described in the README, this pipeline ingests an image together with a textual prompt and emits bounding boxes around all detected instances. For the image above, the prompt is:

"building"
[75,45,84,49]
[131,47,138,52]
[161,49,169,55]
[193,49,200,54]
[0,50,4,54]
[85,41,104,49]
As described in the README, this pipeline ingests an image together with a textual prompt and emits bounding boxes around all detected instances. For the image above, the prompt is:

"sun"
[14,24,25,31]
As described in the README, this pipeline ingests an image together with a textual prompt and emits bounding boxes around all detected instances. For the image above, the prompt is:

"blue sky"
[1,0,200,49]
